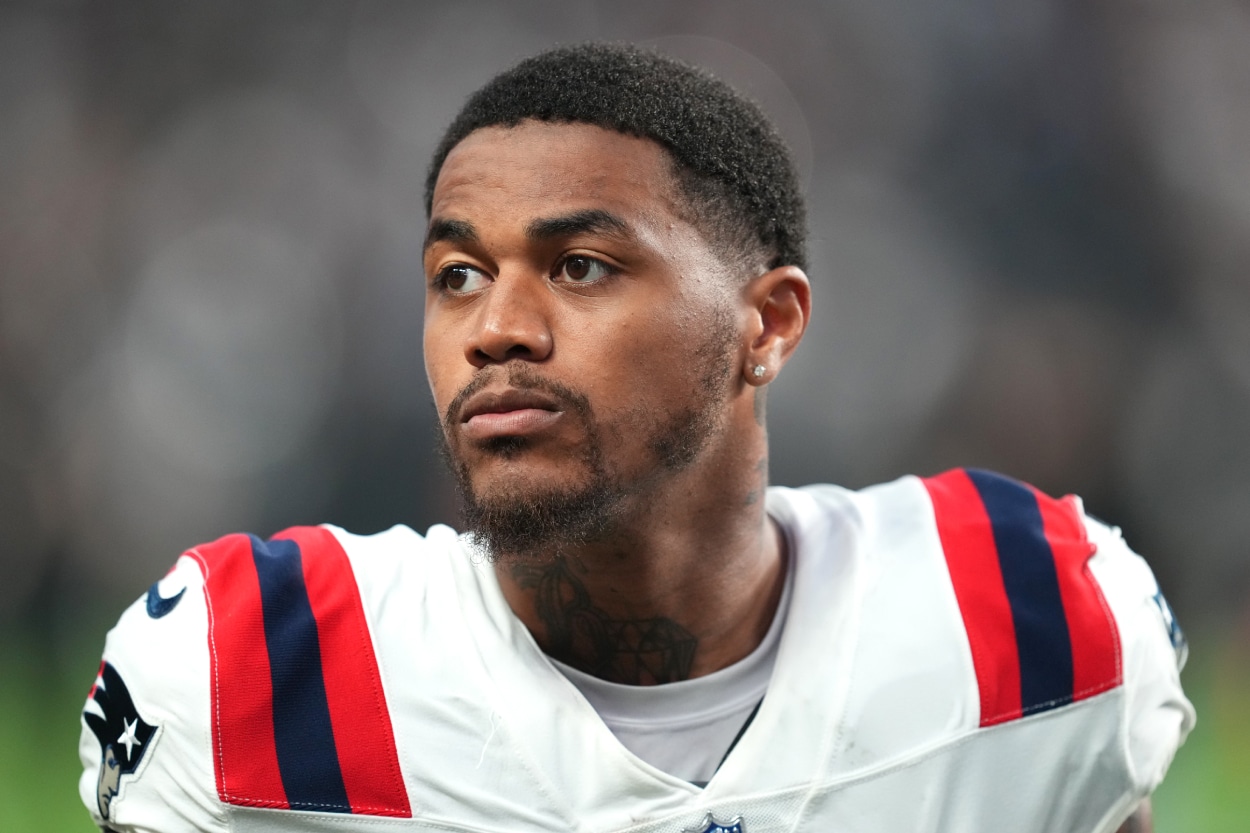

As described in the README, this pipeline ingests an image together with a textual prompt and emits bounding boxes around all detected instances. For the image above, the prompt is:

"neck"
[493,422,785,685]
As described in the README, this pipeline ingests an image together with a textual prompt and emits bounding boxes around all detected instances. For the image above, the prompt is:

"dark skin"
[1118,801,1153,833]
[423,121,807,681]
[422,120,1152,828]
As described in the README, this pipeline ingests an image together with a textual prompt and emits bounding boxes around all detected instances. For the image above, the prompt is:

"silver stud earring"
[752,365,766,378]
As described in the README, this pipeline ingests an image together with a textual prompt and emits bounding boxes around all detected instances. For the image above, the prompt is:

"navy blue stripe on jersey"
[966,470,1075,716]
[250,535,352,813]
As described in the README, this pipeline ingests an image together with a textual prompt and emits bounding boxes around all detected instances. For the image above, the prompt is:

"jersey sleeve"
[80,527,419,831]
[78,552,228,832]
[920,467,1194,830]
[1084,513,1196,797]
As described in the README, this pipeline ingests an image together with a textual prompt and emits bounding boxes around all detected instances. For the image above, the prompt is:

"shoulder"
[759,473,1190,831]
[896,469,1191,784]
[186,524,428,624]
[188,523,438,592]
[1078,512,1196,792]
[79,541,225,830]
[775,468,1192,733]
[79,523,449,829]
[913,468,1126,724]
[918,468,1193,795]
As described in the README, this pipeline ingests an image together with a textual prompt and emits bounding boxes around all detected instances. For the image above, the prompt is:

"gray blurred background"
[1,0,1248,828]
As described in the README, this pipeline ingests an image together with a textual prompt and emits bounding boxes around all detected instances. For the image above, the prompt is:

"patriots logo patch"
[1152,589,1188,671]
[684,813,745,833]
[83,661,158,820]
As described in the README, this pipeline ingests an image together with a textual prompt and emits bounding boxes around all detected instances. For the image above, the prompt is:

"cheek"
[579,319,710,414]
[632,302,734,376]
[422,326,460,414]
[577,312,674,378]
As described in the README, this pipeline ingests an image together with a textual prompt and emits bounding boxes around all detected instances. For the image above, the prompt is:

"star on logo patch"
[684,813,745,833]
[83,661,158,820]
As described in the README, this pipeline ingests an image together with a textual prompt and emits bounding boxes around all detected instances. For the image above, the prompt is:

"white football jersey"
[79,470,1194,833]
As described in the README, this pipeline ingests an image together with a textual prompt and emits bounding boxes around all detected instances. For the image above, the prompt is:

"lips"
[457,387,564,441]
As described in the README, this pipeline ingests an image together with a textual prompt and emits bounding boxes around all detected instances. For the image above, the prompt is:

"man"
[80,44,1192,833]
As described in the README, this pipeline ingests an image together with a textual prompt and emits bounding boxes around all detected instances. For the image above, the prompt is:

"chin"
[478,434,530,459]
[467,454,587,493]
[457,466,626,560]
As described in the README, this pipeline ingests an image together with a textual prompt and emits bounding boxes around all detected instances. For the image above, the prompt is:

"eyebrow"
[424,209,632,252]
[424,218,478,251]
[525,209,631,241]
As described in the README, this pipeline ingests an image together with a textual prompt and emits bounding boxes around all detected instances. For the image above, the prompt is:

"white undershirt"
[550,550,794,785]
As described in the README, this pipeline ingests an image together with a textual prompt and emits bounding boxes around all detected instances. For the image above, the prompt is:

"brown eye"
[436,264,489,293]
[555,256,611,283]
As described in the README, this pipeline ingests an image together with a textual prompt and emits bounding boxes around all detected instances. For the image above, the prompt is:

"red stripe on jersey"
[1030,490,1122,701]
[274,527,411,817]
[88,659,105,700]
[190,534,289,809]
[923,470,1023,725]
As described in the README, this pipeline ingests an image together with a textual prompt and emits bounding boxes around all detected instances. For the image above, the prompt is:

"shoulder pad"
[190,527,412,817]
[922,469,1122,726]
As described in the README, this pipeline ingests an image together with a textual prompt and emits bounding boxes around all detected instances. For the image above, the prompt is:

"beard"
[438,365,623,559]
[438,307,738,561]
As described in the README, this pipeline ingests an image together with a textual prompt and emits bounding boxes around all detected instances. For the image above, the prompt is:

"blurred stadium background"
[2,0,1248,828]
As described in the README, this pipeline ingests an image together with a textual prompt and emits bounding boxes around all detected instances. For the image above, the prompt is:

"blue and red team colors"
[80,470,1193,832]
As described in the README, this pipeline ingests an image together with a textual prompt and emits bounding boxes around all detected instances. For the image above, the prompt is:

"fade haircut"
[425,43,807,273]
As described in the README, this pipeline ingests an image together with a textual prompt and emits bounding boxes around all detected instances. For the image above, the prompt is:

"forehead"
[429,121,682,225]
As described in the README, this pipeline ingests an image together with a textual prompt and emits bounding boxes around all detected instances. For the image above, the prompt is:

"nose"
[464,273,554,367]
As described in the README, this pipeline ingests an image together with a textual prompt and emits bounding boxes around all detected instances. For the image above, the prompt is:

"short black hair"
[425,43,807,273]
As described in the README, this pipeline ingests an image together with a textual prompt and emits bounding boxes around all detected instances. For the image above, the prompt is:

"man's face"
[423,121,744,556]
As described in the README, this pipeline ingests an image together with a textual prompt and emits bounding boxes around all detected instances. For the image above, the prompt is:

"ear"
[740,265,811,385]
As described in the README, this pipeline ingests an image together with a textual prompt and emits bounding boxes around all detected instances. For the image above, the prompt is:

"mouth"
[457,387,564,442]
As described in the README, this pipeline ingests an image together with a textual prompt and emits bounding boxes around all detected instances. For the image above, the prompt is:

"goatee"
[438,366,626,560]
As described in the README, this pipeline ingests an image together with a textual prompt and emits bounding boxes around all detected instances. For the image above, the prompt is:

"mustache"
[443,365,594,433]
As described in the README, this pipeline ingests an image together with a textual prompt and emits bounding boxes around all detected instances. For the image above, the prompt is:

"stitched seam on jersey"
[230,807,519,832]
[994,500,1123,722]
[919,475,1023,728]
[970,642,1014,723]
[1068,571,1122,703]
[190,540,411,818]
[1071,495,1124,694]
[192,546,292,811]
[333,534,411,816]
[188,548,235,810]
[177,553,228,830]
[959,590,1019,718]
[981,658,1120,722]
[974,490,1125,725]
